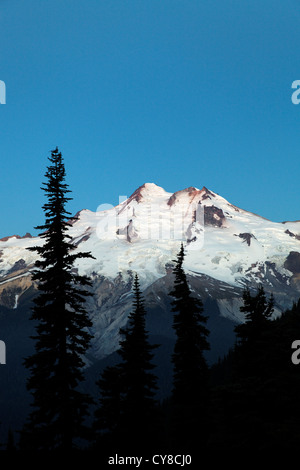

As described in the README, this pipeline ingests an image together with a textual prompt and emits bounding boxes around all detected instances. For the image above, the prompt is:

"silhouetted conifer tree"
[169,243,210,453]
[21,147,94,451]
[94,274,159,453]
[234,284,274,378]
[208,291,300,451]
[209,285,275,450]
[93,364,122,452]
[262,298,300,448]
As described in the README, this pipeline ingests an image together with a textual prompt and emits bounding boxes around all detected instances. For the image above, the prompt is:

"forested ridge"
[3,149,300,456]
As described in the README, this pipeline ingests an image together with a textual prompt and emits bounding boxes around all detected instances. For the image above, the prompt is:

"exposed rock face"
[0,233,32,242]
[116,219,139,242]
[284,251,300,274]
[167,186,215,207]
[283,251,300,291]
[68,211,83,225]
[126,184,146,204]
[236,232,256,246]
[200,186,216,200]
[8,259,27,274]
[285,229,300,240]
[167,186,203,206]
[0,274,32,309]
[73,229,91,247]
[204,205,225,227]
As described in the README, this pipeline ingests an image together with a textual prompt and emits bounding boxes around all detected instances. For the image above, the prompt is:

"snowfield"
[1,182,300,293]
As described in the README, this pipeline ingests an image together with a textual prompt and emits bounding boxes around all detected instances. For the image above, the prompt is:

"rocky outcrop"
[199,186,216,200]
[116,219,139,242]
[167,187,203,206]
[0,233,32,242]
[204,205,225,227]
[284,251,300,274]
[123,183,150,205]
[0,274,33,308]
[236,232,256,246]
[285,229,300,240]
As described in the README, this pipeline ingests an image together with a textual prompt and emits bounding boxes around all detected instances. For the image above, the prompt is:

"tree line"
[3,148,300,453]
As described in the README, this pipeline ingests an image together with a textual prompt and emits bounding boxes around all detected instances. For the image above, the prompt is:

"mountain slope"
[1,182,300,443]
[1,182,300,361]
[1,182,299,307]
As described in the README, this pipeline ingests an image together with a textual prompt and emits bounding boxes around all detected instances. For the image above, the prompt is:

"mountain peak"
[141,182,168,194]
[125,183,218,207]
[0,232,32,242]
[200,186,217,198]
[124,183,219,208]
[126,183,170,204]
[167,185,216,206]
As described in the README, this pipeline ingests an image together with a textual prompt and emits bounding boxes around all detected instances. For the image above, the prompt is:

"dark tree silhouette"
[21,147,95,451]
[93,364,122,451]
[169,243,210,453]
[209,285,275,450]
[94,273,159,453]
[236,285,274,342]
[234,284,274,378]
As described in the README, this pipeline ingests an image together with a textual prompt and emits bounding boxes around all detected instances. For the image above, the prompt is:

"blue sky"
[1,0,300,237]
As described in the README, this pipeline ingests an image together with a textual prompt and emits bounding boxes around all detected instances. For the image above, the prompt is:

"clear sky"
[1,0,300,237]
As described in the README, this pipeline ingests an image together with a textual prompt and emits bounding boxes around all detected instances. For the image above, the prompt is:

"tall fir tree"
[94,274,159,453]
[210,284,275,450]
[270,299,300,447]
[21,147,95,451]
[169,243,210,453]
[93,364,122,452]
[235,284,274,343]
[201,296,300,451]
[234,284,274,378]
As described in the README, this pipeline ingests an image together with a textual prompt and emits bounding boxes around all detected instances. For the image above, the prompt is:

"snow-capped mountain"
[1,182,300,362]
[1,182,300,440]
